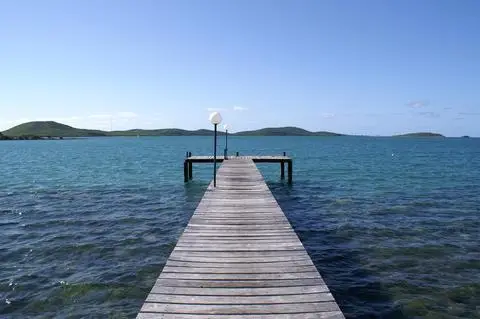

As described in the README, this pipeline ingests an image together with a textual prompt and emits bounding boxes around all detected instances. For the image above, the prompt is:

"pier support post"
[281,152,286,180]
[184,161,189,183]
[236,151,239,157]
[189,161,193,180]
[288,160,293,184]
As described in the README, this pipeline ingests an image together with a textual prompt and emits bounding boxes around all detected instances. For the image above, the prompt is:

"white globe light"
[209,112,222,125]
[223,124,229,130]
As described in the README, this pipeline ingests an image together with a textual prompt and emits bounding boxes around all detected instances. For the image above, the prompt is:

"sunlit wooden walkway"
[137,158,344,318]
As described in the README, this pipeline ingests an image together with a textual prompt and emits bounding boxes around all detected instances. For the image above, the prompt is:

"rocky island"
[393,132,445,137]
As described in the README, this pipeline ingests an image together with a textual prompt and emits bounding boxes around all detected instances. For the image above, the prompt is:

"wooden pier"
[184,154,293,184]
[137,158,345,318]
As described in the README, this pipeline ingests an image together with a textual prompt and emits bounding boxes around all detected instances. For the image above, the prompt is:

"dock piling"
[288,160,293,184]
[188,162,193,180]
[188,152,193,180]
[183,161,188,183]
[281,152,286,180]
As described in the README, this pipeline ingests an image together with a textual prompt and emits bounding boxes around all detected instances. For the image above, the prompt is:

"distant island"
[393,132,445,137]
[1,121,448,139]
[2,121,344,138]
[235,127,343,136]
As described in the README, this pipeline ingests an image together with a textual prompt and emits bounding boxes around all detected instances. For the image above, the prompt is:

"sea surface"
[0,136,479,319]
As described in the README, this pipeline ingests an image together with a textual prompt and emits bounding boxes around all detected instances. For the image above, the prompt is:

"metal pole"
[214,124,217,187]
[225,130,228,160]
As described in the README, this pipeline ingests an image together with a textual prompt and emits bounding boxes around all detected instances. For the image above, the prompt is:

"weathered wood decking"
[137,158,344,318]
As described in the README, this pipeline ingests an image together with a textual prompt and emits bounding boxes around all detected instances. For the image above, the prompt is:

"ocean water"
[0,136,479,319]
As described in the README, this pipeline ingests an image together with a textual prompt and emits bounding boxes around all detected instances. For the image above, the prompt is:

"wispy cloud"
[418,111,440,118]
[206,107,225,112]
[321,113,335,119]
[407,100,429,108]
[458,112,480,116]
[233,106,248,112]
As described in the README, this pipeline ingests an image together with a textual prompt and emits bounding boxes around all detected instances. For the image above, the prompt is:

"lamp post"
[209,112,222,187]
[223,124,229,160]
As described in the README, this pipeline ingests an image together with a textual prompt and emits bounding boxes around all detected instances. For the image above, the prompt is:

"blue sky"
[1,0,479,136]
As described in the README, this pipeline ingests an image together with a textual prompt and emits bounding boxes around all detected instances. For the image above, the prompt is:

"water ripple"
[1,137,479,318]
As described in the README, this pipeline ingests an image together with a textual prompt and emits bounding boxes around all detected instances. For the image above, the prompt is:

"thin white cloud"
[321,113,335,119]
[418,111,440,118]
[458,112,480,116]
[407,100,429,108]
[233,106,248,111]
[206,107,225,112]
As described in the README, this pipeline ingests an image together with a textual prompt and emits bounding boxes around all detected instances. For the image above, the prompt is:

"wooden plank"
[167,256,313,263]
[165,260,315,268]
[154,278,327,288]
[137,158,344,318]
[140,302,341,314]
[177,239,300,245]
[150,285,329,296]
[138,313,345,319]
[170,250,309,257]
[146,292,334,304]
[158,272,321,280]
[162,265,318,274]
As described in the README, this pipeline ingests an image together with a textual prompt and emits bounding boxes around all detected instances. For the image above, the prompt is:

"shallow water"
[1,136,479,318]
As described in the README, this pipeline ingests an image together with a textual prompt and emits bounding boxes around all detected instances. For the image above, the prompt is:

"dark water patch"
[269,170,480,319]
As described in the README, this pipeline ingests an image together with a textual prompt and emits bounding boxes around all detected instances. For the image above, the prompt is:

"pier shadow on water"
[268,180,406,319]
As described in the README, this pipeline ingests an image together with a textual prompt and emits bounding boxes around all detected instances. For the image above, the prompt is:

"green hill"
[109,128,224,136]
[2,122,343,137]
[3,121,106,137]
[393,132,445,137]
[314,130,344,136]
[5,121,447,138]
[235,127,343,136]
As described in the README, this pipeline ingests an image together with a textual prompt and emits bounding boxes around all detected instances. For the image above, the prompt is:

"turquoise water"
[1,136,479,318]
